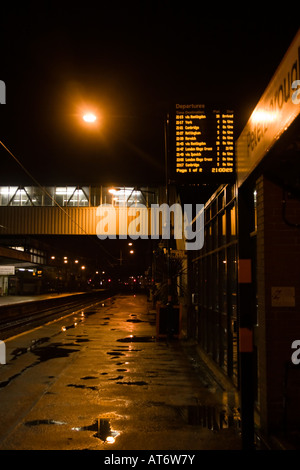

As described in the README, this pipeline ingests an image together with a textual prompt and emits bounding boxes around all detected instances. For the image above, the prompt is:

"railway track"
[0,290,114,339]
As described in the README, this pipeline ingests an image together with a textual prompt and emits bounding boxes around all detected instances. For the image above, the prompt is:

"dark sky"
[0,2,299,187]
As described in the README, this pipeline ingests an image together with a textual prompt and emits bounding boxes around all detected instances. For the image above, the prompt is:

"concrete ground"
[0,294,242,450]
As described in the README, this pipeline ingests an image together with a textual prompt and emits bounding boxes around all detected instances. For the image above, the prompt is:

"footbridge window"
[0,186,158,207]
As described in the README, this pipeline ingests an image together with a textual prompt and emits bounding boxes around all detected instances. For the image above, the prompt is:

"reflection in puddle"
[61,324,78,332]
[25,419,66,426]
[177,405,241,432]
[73,418,120,444]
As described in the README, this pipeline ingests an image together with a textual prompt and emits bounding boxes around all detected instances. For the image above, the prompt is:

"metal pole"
[237,186,256,450]
[164,113,174,338]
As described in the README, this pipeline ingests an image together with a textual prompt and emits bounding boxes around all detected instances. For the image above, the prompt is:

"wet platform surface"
[0,294,242,450]
[0,291,95,306]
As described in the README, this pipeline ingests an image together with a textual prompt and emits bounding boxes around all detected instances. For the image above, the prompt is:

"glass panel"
[10,188,30,206]
[228,245,238,385]
[0,186,18,205]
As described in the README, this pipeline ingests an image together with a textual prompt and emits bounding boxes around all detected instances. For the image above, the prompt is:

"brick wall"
[256,175,300,434]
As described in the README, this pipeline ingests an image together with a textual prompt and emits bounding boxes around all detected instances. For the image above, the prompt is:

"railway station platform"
[0,291,99,306]
[0,293,242,452]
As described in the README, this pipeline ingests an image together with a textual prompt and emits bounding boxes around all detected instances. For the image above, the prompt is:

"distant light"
[130,250,134,254]
[83,113,97,123]
[81,265,86,270]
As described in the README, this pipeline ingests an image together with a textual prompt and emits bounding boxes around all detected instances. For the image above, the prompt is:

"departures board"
[170,104,235,184]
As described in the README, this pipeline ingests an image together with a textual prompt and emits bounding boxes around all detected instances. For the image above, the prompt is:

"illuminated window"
[108,187,144,206]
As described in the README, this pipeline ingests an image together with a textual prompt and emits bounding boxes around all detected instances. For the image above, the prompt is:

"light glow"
[251,109,276,124]
[83,112,97,123]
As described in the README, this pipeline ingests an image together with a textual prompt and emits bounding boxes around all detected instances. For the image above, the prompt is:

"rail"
[0,290,114,339]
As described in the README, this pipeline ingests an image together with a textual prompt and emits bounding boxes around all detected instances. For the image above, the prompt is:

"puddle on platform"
[0,342,80,388]
[67,383,98,391]
[107,351,125,356]
[116,380,148,386]
[0,370,28,389]
[11,337,51,359]
[31,343,80,362]
[25,417,120,444]
[117,336,155,343]
[83,310,98,316]
[177,405,241,432]
[126,319,144,323]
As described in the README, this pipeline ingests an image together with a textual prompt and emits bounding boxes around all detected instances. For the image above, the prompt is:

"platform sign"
[236,29,300,187]
[0,266,15,275]
[170,104,235,183]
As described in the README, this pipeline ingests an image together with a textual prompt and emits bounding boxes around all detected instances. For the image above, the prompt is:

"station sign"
[0,265,15,275]
[236,29,300,187]
[170,104,235,184]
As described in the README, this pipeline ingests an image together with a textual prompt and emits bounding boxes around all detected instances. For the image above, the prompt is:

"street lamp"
[83,112,97,123]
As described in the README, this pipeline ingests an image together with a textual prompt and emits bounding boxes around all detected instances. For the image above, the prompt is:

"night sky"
[1,3,299,188]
